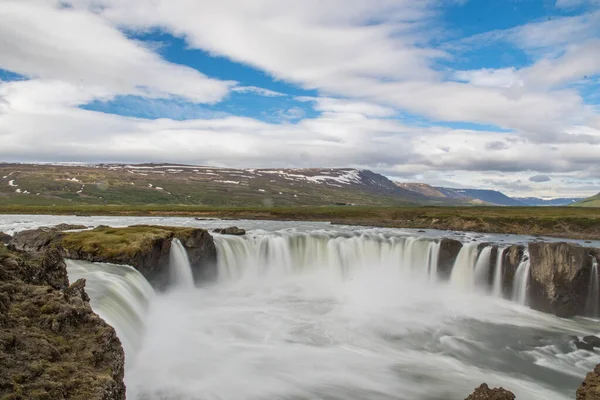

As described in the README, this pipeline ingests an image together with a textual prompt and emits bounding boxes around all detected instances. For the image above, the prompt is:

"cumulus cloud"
[529,174,552,182]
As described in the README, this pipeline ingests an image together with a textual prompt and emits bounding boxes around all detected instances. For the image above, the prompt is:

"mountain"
[396,183,522,206]
[0,163,436,207]
[573,193,600,207]
[443,189,526,206]
[514,197,584,206]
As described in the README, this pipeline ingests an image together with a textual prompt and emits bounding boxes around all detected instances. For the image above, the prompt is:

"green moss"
[61,225,197,258]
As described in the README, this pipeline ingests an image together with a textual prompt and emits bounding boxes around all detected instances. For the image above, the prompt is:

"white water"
[450,242,480,291]
[5,216,600,399]
[585,258,599,318]
[513,251,531,305]
[169,238,195,289]
[474,246,493,290]
[493,247,506,297]
[66,260,155,358]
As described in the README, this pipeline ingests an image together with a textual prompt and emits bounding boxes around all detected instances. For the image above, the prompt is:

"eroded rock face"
[465,384,515,400]
[0,247,125,400]
[528,242,592,317]
[577,364,600,399]
[8,228,63,253]
[437,238,463,280]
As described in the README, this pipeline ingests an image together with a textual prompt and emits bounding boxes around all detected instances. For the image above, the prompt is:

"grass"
[574,193,600,208]
[61,225,198,258]
[2,204,600,240]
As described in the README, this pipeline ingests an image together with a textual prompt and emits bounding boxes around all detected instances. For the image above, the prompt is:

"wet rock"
[8,228,63,253]
[574,338,596,351]
[0,231,11,244]
[578,364,600,399]
[528,242,592,317]
[52,223,89,231]
[213,226,246,236]
[465,383,515,400]
[437,238,463,280]
[584,336,600,348]
[0,247,125,399]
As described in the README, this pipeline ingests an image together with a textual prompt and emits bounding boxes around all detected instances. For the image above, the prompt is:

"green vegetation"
[573,193,600,207]
[61,225,198,258]
[2,204,600,240]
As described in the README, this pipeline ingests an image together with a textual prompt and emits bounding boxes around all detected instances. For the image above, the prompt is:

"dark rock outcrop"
[61,225,218,288]
[0,246,125,399]
[213,226,246,236]
[584,336,600,348]
[0,231,11,244]
[8,228,64,253]
[528,242,592,318]
[578,364,600,399]
[437,238,463,280]
[465,383,515,400]
[52,223,89,231]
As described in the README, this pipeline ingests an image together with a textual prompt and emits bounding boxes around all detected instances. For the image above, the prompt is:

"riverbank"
[2,205,600,240]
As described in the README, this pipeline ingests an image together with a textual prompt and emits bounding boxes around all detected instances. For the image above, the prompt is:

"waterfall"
[585,258,599,318]
[492,247,506,297]
[66,260,155,359]
[474,246,493,289]
[512,251,531,305]
[214,232,441,282]
[449,242,480,290]
[169,238,195,289]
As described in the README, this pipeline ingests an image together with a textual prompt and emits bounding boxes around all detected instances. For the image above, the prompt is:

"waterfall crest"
[449,242,480,290]
[66,260,155,359]
[512,251,531,305]
[169,238,195,289]
[586,257,599,317]
[493,247,506,297]
[474,246,493,289]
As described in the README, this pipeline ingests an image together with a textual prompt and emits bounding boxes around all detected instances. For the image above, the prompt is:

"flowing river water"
[2,215,600,400]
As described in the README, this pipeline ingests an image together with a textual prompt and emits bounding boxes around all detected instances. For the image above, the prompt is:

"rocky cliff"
[0,245,125,399]
[9,225,218,290]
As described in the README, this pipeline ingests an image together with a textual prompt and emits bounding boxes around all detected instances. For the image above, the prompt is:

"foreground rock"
[61,225,217,288]
[0,246,125,399]
[8,227,63,253]
[213,226,246,235]
[528,242,593,317]
[465,384,515,400]
[0,232,11,244]
[578,364,600,399]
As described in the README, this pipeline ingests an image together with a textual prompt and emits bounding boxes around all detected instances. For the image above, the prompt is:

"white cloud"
[0,0,233,103]
[231,86,286,97]
[296,97,397,117]
[452,68,523,88]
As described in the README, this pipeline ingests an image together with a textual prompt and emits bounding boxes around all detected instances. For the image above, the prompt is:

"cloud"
[296,97,397,117]
[0,0,233,103]
[231,86,286,97]
[529,174,552,182]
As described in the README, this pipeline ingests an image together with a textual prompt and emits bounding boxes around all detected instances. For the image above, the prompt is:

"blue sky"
[0,0,599,196]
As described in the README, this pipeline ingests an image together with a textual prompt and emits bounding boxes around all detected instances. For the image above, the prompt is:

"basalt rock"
[465,383,515,400]
[61,225,218,289]
[437,238,463,280]
[52,223,89,231]
[0,231,11,244]
[8,228,64,253]
[584,336,600,348]
[213,226,246,236]
[528,242,593,318]
[578,364,600,399]
[502,245,525,298]
[0,246,125,400]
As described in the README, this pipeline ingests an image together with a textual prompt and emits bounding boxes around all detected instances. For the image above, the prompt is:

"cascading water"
[474,246,493,289]
[512,251,531,305]
[427,240,441,283]
[66,260,155,359]
[449,242,480,290]
[585,258,599,317]
[493,247,506,297]
[169,238,195,289]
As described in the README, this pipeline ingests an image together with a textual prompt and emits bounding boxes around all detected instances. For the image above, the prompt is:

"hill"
[514,197,584,206]
[0,163,438,207]
[573,193,600,207]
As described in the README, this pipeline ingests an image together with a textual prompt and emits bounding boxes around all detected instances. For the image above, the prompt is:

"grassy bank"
[2,204,600,240]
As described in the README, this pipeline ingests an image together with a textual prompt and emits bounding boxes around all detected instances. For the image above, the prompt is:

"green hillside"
[573,193,600,207]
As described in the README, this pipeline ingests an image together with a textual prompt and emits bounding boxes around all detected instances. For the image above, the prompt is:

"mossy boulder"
[0,247,125,400]
[578,364,600,399]
[61,225,217,288]
[465,384,515,399]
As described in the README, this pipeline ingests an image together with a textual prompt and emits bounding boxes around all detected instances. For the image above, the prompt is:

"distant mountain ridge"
[396,182,583,207]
